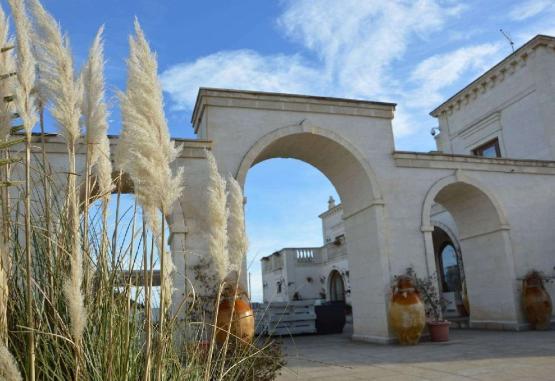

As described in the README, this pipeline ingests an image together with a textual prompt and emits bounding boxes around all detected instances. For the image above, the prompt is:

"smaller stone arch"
[420,171,520,328]
[421,171,510,231]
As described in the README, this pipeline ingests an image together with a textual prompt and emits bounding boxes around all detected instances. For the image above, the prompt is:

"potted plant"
[406,268,450,342]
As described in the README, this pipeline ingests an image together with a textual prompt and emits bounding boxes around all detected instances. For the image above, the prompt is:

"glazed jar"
[522,272,552,330]
[389,275,426,345]
[215,283,255,345]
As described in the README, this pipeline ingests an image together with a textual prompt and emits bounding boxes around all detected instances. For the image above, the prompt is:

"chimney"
[328,196,336,210]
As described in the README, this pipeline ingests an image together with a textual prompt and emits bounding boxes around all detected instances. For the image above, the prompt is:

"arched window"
[329,271,345,302]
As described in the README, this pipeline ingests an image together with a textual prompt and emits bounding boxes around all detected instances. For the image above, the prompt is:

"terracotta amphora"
[522,271,552,330]
[389,275,426,345]
[216,283,255,345]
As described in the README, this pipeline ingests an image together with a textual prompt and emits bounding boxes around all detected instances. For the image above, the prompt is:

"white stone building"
[261,197,350,305]
[25,34,555,343]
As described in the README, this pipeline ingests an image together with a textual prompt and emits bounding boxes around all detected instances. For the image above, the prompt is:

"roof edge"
[191,87,397,132]
[430,34,555,117]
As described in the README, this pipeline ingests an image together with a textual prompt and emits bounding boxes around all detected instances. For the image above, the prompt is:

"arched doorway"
[245,158,340,304]
[431,226,467,318]
[235,124,391,340]
[329,270,345,302]
[422,174,519,328]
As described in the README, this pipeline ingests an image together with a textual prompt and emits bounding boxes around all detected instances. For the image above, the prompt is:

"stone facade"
[21,34,555,344]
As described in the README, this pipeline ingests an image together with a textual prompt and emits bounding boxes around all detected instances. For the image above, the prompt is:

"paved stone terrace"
[276,328,555,380]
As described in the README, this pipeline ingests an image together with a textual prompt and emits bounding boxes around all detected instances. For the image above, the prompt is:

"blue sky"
[5,0,555,302]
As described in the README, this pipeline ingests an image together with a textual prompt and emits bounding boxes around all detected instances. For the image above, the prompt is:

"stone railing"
[292,248,323,264]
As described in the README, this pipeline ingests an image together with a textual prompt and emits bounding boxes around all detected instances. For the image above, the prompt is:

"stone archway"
[235,123,393,342]
[421,173,521,329]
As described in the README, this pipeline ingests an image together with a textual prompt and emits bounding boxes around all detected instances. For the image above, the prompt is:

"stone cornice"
[12,133,212,159]
[192,88,396,132]
[318,203,343,219]
[393,151,555,175]
[430,34,555,118]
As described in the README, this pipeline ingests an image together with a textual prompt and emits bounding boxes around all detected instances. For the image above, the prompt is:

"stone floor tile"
[276,328,555,381]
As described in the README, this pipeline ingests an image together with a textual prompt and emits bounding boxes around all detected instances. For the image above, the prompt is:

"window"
[277,281,282,294]
[472,138,501,158]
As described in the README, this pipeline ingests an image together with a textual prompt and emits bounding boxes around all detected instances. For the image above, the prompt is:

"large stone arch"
[236,122,384,216]
[421,172,521,329]
[235,122,393,342]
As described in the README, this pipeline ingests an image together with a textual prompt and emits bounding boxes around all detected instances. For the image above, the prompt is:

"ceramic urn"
[522,271,552,330]
[216,282,255,345]
[389,275,426,345]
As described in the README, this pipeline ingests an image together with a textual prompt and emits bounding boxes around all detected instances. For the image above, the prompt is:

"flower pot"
[216,284,255,345]
[522,272,552,330]
[428,320,450,342]
[389,276,426,345]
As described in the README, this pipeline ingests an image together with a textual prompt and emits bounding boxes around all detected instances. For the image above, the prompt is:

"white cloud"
[509,0,554,21]
[160,0,466,138]
[278,0,461,98]
[406,43,502,109]
[160,50,323,111]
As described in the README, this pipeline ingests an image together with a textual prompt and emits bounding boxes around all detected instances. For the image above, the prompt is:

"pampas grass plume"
[226,175,247,275]
[63,235,86,342]
[0,5,15,139]
[0,344,22,381]
[29,0,82,144]
[116,19,183,229]
[82,25,112,197]
[206,150,229,281]
[117,20,183,335]
[7,0,37,137]
[29,0,86,344]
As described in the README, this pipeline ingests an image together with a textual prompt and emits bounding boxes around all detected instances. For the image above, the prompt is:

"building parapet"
[261,247,323,273]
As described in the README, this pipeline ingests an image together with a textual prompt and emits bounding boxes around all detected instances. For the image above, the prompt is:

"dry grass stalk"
[0,239,8,342]
[28,1,85,377]
[81,25,112,281]
[0,4,14,343]
[0,344,22,381]
[117,19,183,380]
[205,150,229,283]
[7,0,37,379]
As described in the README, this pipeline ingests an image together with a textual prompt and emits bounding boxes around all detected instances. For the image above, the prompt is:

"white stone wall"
[433,36,555,160]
